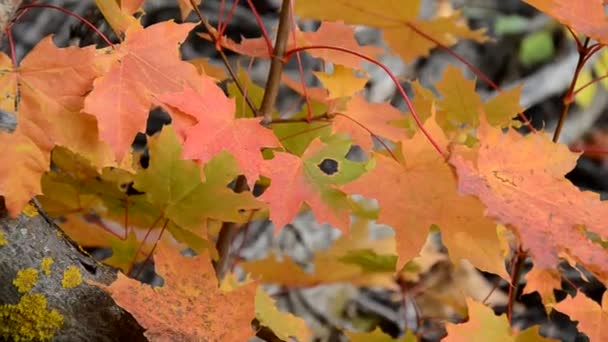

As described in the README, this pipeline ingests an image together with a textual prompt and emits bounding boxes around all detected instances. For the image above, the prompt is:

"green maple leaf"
[134,125,265,230]
[272,101,332,156]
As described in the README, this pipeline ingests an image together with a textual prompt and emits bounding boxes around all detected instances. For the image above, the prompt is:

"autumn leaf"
[242,219,397,287]
[271,101,332,156]
[255,288,311,341]
[37,146,215,268]
[280,74,407,152]
[313,65,368,99]
[84,20,201,162]
[553,292,608,341]
[134,125,265,229]
[342,117,507,278]
[434,65,523,131]
[160,82,280,189]
[177,0,201,20]
[95,241,257,341]
[260,134,367,231]
[95,0,140,35]
[524,267,561,306]
[524,0,608,45]
[445,298,555,341]
[201,21,384,70]
[449,118,608,285]
[334,95,408,151]
[0,37,113,216]
[294,0,487,62]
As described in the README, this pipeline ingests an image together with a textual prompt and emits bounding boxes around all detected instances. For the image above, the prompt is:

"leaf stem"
[553,37,591,143]
[506,248,526,325]
[18,3,115,48]
[286,45,446,157]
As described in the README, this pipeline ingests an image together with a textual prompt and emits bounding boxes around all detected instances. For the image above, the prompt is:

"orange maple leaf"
[159,82,280,189]
[0,37,112,216]
[553,292,608,341]
[260,135,366,231]
[84,21,202,161]
[342,117,507,278]
[200,21,383,70]
[334,95,407,151]
[281,75,407,151]
[449,119,608,284]
[95,241,257,341]
[524,0,608,45]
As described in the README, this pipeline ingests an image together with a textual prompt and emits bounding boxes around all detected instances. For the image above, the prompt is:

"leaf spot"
[317,159,339,175]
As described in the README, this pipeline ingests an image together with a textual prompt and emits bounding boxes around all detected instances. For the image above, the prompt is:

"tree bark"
[0,199,147,341]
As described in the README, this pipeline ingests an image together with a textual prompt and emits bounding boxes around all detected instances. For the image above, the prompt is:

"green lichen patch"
[0,293,64,341]
[41,257,54,276]
[13,268,38,293]
[61,266,82,288]
[0,231,6,246]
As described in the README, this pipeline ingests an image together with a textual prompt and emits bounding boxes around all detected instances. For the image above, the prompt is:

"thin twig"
[189,0,258,115]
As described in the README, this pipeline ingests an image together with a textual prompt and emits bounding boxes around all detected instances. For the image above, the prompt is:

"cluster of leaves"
[2,0,608,340]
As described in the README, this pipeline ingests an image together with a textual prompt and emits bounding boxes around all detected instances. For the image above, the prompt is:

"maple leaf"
[342,117,507,278]
[242,219,397,287]
[255,288,311,341]
[280,75,406,152]
[84,20,202,161]
[134,125,265,229]
[272,101,332,156]
[260,134,367,231]
[524,267,561,307]
[434,65,523,131]
[524,0,608,45]
[294,0,487,62]
[334,95,408,151]
[0,37,114,216]
[448,118,608,284]
[177,0,201,20]
[553,292,608,341]
[95,0,140,35]
[313,65,368,99]
[201,21,383,70]
[95,241,257,341]
[445,298,555,341]
[38,146,213,268]
[159,82,280,189]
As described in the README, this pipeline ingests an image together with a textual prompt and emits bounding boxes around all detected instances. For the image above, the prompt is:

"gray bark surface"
[0,200,147,341]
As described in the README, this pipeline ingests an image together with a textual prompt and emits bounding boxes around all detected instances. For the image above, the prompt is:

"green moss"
[41,258,54,276]
[61,266,82,288]
[0,231,6,246]
[0,293,63,341]
[13,268,38,293]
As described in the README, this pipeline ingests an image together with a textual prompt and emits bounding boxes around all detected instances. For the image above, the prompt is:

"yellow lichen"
[21,203,38,217]
[13,268,38,293]
[0,231,6,246]
[61,266,82,288]
[0,293,63,341]
[41,257,54,276]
